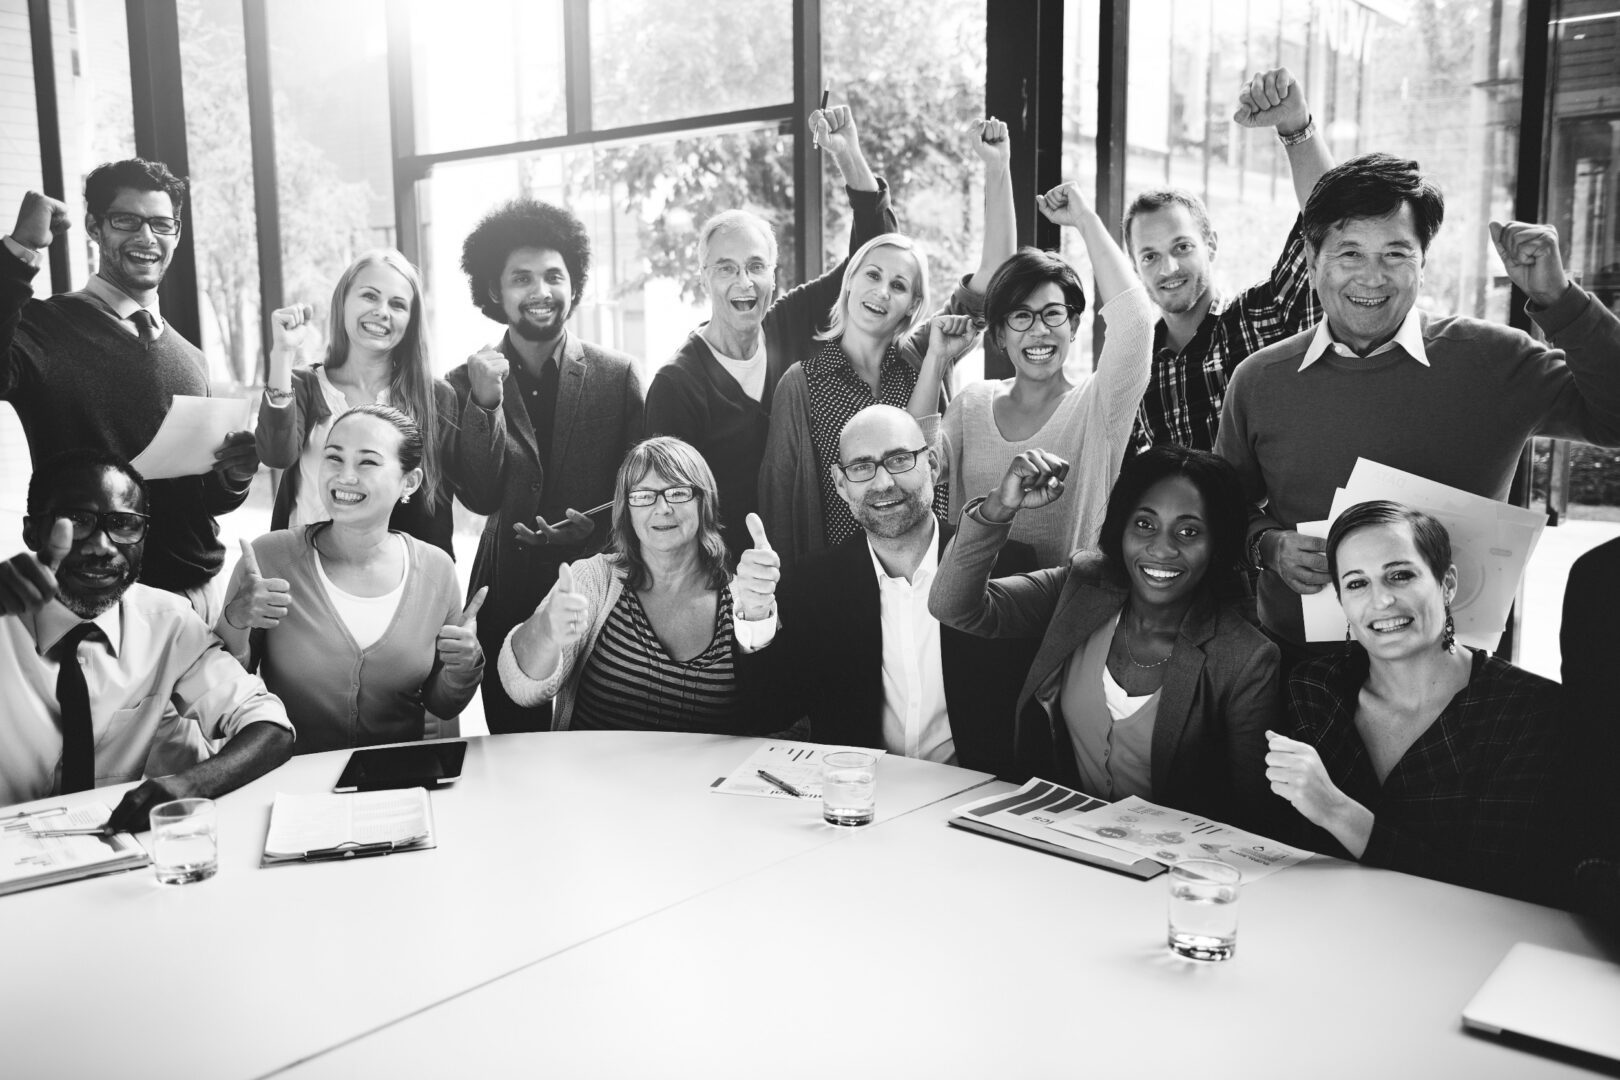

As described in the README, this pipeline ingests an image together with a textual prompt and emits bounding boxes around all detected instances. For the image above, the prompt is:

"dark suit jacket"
[930,510,1281,831]
[1561,536,1620,920]
[445,330,644,732]
[768,522,1038,778]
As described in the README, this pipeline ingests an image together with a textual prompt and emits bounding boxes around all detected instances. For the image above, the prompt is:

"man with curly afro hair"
[445,198,643,733]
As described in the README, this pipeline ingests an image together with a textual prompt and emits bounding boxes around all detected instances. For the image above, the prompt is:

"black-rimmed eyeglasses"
[102,213,181,237]
[46,510,151,544]
[627,485,699,508]
[1003,304,1079,332]
[835,447,929,483]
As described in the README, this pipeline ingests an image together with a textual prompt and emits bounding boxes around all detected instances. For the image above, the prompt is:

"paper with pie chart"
[1297,459,1546,649]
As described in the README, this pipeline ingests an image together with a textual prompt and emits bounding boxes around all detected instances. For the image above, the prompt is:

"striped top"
[570,586,743,733]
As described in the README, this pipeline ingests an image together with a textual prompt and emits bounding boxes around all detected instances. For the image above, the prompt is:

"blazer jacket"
[444,330,644,646]
[770,522,1038,778]
[930,508,1281,831]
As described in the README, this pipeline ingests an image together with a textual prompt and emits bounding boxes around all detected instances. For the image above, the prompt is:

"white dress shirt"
[1298,304,1428,370]
[0,585,293,807]
[869,518,954,764]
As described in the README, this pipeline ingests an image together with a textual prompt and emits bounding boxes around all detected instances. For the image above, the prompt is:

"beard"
[850,489,933,540]
[56,557,138,619]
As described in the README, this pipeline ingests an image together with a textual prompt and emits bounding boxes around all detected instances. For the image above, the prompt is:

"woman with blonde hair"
[257,248,459,555]
[759,120,1017,570]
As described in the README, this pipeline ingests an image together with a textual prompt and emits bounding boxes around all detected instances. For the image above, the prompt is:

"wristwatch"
[1248,528,1278,572]
[1278,115,1316,147]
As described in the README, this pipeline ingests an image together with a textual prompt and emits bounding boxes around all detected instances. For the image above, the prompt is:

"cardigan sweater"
[1216,284,1620,644]
[497,552,779,736]
[242,528,479,754]
[940,287,1154,566]
[645,180,898,562]
[0,252,250,591]
[256,365,459,557]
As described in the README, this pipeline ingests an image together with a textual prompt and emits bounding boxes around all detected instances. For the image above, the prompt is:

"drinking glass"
[1167,859,1240,960]
[821,751,877,827]
[150,798,218,884]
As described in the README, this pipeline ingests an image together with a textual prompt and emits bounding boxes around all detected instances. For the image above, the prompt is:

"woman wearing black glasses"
[938,181,1154,568]
[499,437,782,733]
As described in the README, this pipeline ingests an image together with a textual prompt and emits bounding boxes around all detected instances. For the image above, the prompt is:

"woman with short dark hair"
[499,437,782,733]
[938,180,1154,567]
[931,445,1279,829]
[1267,500,1565,904]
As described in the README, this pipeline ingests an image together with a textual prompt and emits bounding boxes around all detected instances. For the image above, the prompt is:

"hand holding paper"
[131,396,254,480]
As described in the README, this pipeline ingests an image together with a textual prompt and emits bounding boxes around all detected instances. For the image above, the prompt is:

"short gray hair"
[696,209,778,271]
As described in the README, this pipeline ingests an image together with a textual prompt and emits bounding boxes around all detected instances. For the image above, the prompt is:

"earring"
[1345,624,1352,644]
[1442,603,1456,654]
[400,493,411,505]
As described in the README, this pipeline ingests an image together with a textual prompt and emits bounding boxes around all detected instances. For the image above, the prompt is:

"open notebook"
[262,787,436,865]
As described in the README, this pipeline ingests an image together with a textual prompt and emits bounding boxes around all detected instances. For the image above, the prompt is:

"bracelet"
[263,386,293,403]
[1248,528,1278,572]
[1278,116,1316,148]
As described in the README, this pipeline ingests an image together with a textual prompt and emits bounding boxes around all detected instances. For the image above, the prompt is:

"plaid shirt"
[1134,217,1320,451]
[1286,647,1566,905]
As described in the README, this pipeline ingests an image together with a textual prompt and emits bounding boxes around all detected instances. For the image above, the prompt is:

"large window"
[178,0,260,385]
[1524,0,1620,679]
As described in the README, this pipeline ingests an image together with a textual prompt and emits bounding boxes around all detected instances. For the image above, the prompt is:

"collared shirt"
[869,517,953,764]
[508,331,563,474]
[1298,304,1429,370]
[2,237,165,338]
[0,585,293,807]
[1134,217,1320,451]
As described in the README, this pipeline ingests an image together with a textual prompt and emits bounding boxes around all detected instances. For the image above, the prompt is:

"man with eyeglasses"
[1128,68,1331,452]
[646,103,895,562]
[764,406,1035,775]
[447,197,644,733]
[1,159,259,623]
[0,450,293,826]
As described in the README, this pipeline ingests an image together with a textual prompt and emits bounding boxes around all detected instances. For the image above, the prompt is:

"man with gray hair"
[646,104,895,560]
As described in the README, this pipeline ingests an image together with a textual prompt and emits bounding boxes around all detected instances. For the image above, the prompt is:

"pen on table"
[814,81,831,150]
[31,825,113,837]
[757,769,804,798]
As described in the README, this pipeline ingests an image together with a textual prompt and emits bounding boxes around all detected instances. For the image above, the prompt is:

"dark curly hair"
[1303,152,1445,254]
[1098,445,1248,600]
[460,198,591,323]
[84,158,188,220]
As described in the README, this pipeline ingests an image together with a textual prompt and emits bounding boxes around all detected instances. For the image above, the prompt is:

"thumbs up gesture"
[545,562,590,646]
[731,513,780,622]
[435,586,487,672]
[0,518,71,617]
[223,538,292,630]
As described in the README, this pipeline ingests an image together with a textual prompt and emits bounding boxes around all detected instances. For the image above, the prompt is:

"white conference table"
[279,789,1615,1080]
[2,732,993,1080]
[5,735,1614,1079]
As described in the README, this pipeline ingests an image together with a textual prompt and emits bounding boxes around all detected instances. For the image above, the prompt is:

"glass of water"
[150,798,218,884]
[1167,859,1241,961]
[821,751,877,827]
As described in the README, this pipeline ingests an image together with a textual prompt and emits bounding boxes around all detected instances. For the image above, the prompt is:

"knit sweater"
[241,528,480,754]
[1216,285,1620,643]
[0,253,249,591]
[940,287,1154,566]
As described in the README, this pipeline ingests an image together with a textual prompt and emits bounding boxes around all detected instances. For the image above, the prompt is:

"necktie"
[54,622,103,794]
[130,309,158,344]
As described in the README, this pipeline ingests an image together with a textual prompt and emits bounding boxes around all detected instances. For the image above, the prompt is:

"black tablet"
[333,742,467,793]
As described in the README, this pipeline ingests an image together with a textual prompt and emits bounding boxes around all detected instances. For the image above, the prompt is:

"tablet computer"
[333,742,467,793]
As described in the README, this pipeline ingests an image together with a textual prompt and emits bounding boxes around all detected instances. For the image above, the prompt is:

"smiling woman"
[499,436,785,735]
[1271,501,1566,905]
[217,406,483,754]
[254,249,460,558]
[931,445,1281,832]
